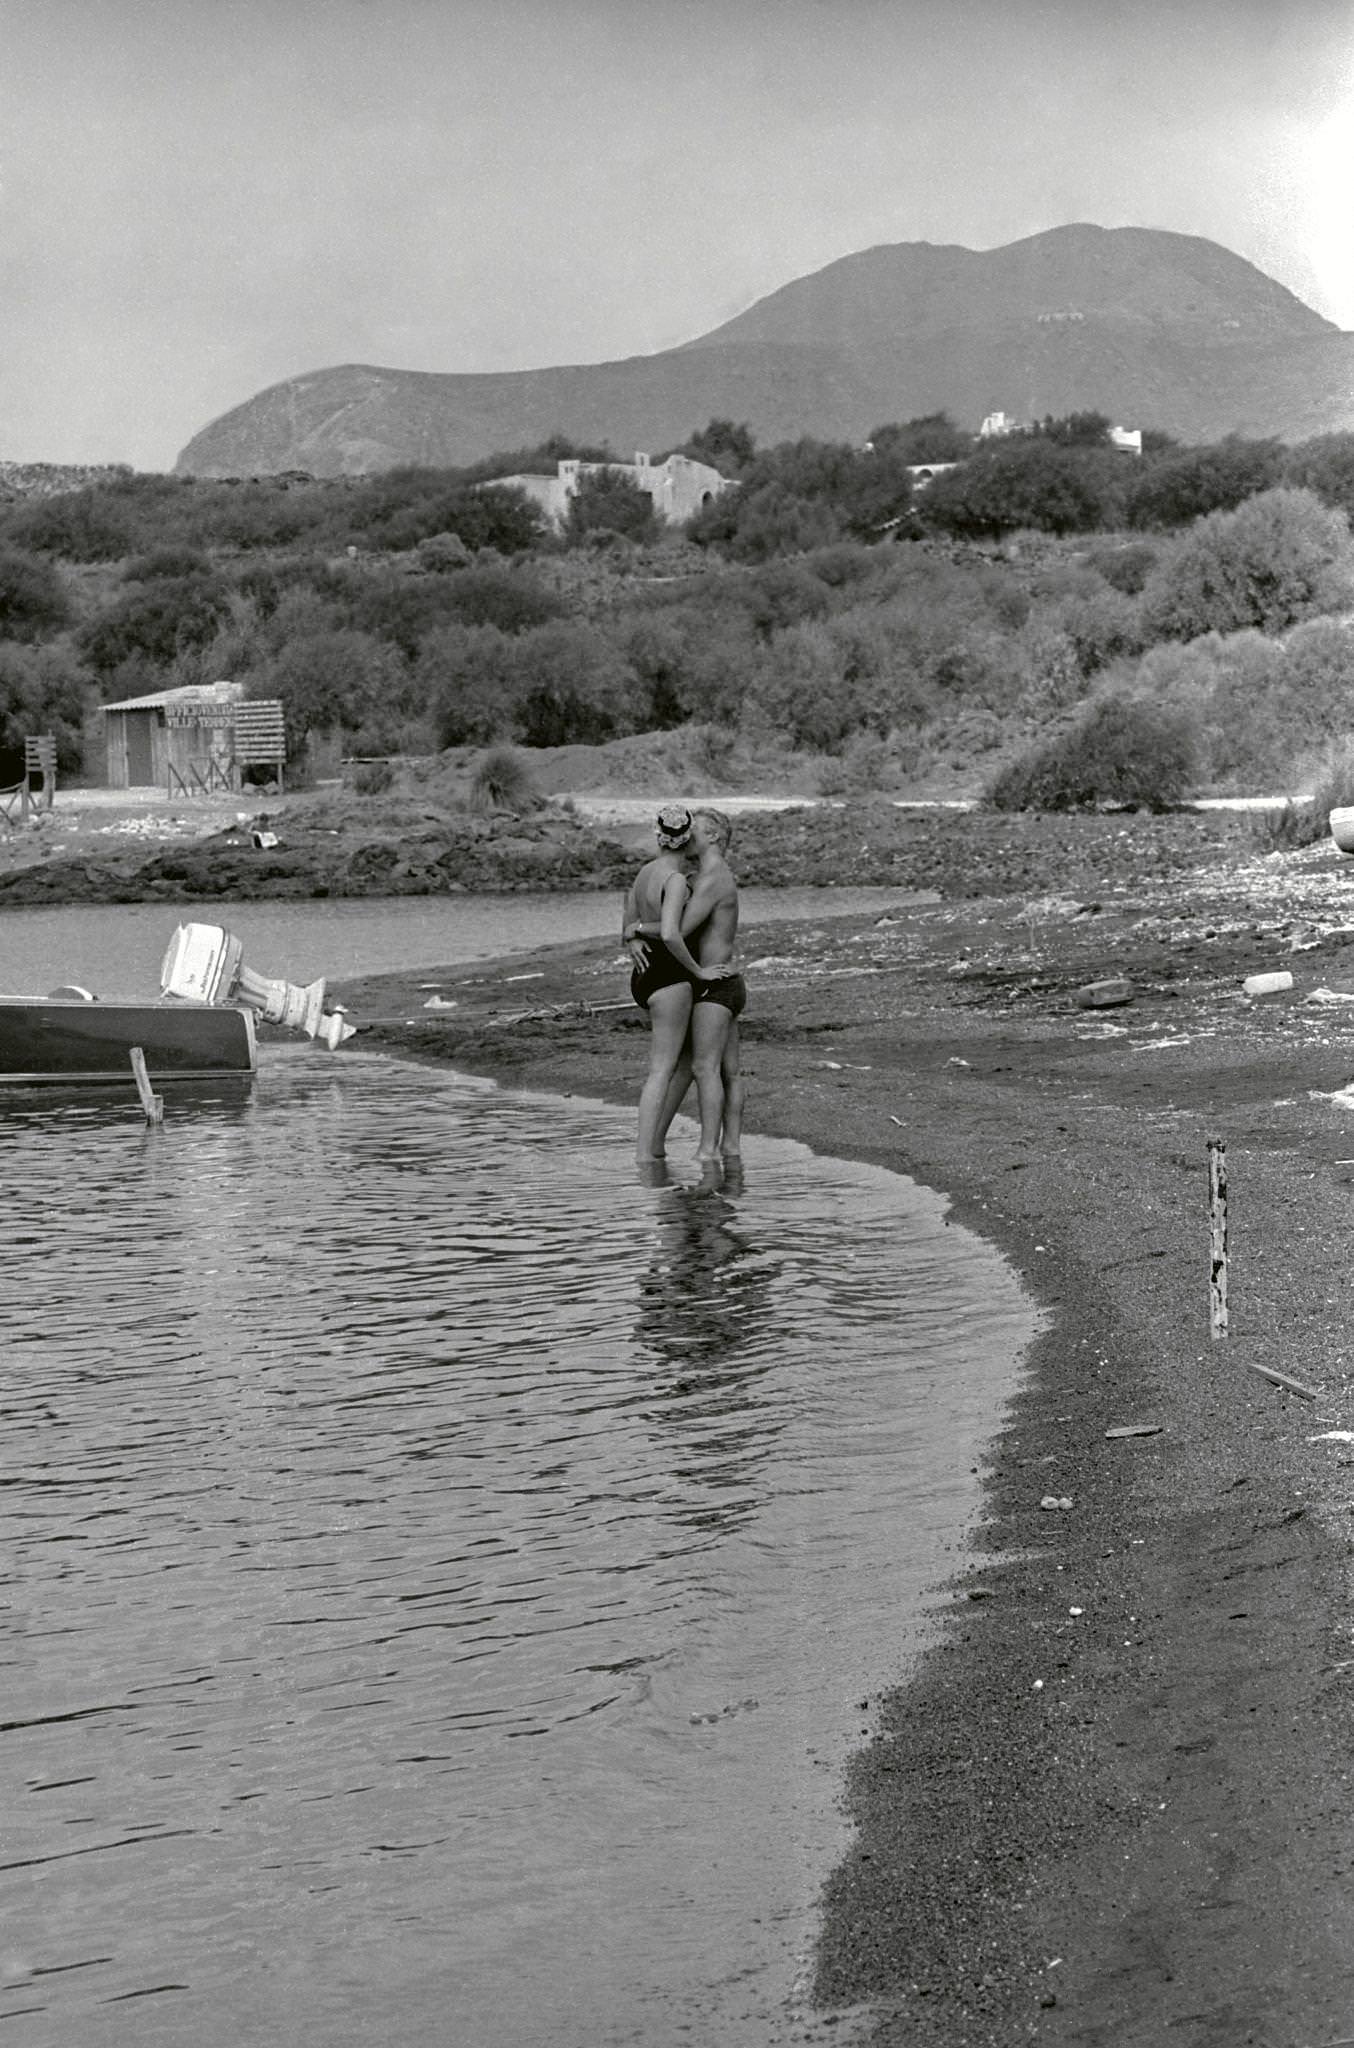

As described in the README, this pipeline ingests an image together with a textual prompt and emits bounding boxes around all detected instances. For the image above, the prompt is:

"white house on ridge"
[487,451,735,529]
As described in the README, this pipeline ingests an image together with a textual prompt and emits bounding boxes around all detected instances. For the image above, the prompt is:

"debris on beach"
[1105,1424,1163,1439]
[1039,1495,1075,1510]
[1076,976,1134,1008]
[1248,1361,1321,1401]
[1243,969,1294,995]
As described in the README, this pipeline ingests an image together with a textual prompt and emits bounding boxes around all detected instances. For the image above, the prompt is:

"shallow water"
[0,887,924,1000]
[1,1051,1033,2046]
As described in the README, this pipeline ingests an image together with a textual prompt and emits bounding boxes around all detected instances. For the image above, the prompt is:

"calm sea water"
[0,888,925,1001]
[1,895,1034,2047]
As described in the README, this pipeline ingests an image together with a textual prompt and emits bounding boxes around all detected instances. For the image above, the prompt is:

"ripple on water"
[0,1052,1034,2048]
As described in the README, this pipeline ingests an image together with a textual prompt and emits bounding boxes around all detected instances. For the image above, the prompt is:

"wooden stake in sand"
[129,1046,163,1126]
[1207,1136,1228,1340]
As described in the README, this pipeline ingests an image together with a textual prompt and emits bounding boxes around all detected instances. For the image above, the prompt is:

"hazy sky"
[3,0,1352,470]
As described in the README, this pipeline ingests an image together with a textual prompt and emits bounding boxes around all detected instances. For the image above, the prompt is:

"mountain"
[175,225,1354,477]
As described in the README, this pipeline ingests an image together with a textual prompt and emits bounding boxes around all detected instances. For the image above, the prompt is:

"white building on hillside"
[487,451,734,529]
[978,411,1143,452]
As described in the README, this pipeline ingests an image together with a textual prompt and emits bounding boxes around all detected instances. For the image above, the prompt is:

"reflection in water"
[0,1052,1033,2048]
[634,1177,782,1535]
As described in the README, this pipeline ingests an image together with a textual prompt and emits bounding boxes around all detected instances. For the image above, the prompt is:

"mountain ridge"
[175,225,1354,477]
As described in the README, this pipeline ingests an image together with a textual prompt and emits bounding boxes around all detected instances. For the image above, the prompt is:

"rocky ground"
[0,786,1258,905]
[332,824,1354,2047]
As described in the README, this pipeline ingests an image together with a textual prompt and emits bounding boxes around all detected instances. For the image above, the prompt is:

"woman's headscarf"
[654,803,693,850]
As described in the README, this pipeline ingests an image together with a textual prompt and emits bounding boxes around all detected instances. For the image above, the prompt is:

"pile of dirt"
[0,803,635,905]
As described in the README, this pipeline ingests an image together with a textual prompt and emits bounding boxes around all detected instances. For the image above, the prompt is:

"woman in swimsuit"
[622,805,713,1163]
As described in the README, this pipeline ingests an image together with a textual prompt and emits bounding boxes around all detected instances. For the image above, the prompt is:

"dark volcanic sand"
[333,823,1354,2044]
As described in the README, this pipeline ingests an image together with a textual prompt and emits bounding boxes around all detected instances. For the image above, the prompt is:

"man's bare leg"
[719,1021,744,1158]
[689,1001,731,1163]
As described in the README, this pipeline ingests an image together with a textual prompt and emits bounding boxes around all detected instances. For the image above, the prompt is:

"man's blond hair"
[693,806,732,850]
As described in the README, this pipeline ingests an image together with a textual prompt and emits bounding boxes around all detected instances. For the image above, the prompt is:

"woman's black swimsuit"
[630,938,746,1019]
[630,935,692,1010]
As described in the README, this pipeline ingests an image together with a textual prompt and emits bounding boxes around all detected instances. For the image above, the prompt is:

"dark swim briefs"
[695,972,746,1019]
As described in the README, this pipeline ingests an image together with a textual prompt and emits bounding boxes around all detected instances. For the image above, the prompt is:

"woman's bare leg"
[636,985,694,1160]
[653,1049,693,1155]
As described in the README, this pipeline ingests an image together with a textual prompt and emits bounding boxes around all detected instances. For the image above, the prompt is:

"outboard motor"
[159,923,357,1050]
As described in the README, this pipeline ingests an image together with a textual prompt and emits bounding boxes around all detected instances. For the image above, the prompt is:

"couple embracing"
[623,805,746,1166]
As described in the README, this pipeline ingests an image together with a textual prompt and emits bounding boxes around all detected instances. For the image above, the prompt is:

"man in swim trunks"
[622,804,719,1163]
[626,807,744,1164]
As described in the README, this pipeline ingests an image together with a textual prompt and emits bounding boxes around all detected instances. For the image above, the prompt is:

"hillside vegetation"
[3,413,1354,819]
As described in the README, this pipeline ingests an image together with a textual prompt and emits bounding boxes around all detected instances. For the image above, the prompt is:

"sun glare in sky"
[1300,84,1354,328]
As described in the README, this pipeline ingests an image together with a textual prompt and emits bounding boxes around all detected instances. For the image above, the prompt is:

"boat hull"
[0,998,257,1085]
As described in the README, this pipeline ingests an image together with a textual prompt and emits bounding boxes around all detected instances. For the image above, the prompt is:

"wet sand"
[337,831,1354,2046]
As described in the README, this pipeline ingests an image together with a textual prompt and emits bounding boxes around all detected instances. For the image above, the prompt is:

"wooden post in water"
[1208,1137,1228,1340]
[129,1046,163,1126]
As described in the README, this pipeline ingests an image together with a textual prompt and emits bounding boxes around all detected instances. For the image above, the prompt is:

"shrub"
[986,693,1200,812]
[421,624,523,747]
[505,619,640,746]
[1088,539,1160,595]
[868,413,971,463]
[920,442,1127,539]
[415,531,472,572]
[564,467,660,545]
[1126,438,1284,529]
[467,745,540,813]
[1251,736,1354,850]
[1140,487,1354,644]
[123,546,213,582]
[817,730,900,794]
[677,418,757,473]
[0,644,95,770]
[439,564,566,634]
[1283,434,1354,524]
[6,489,137,562]
[351,759,395,795]
[689,480,841,561]
[0,547,70,640]
[78,572,233,674]
[257,628,412,746]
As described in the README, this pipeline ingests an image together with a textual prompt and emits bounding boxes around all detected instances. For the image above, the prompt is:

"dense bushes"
[1125,438,1284,529]
[988,694,1199,811]
[0,645,93,770]
[0,548,70,640]
[920,442,1129,539]
[565,467,660,545]
[4,414,1354,797]
[1139,488,1354,642]
[78,572,233,679]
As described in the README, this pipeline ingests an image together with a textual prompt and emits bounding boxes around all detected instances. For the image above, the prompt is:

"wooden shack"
[102,682,286,793]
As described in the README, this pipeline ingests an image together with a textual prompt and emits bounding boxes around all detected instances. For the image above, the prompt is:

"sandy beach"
[336,822,1354,2046]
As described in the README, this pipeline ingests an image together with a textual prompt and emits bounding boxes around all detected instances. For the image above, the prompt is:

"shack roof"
[100,680,244,714]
